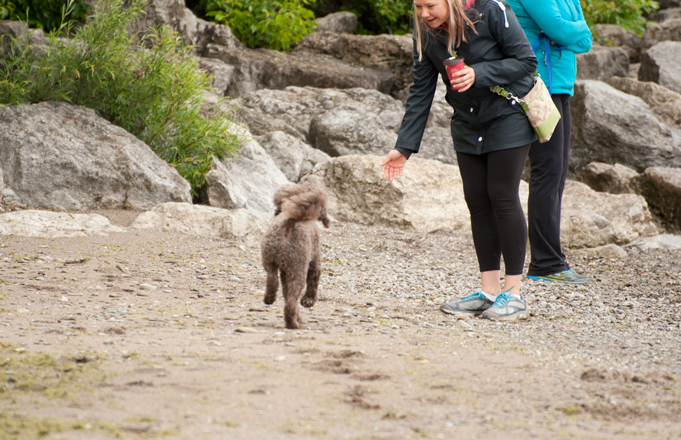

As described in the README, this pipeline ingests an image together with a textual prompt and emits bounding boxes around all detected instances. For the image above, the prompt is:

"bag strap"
[489,70,540,113]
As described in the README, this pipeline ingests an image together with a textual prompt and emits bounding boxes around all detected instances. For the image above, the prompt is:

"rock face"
[303,155,658,249]
[576,162,641,194]
[255,131,331,182]
[560,181,659,249]
[576,46,629,82]
[608,76,681,130]
[639,41,681,94]
[202,129,289,211]
[313,11,358,34]
[569,80,681,174]
[293,32,414,93]
[637,167,681,232]
[0,102,192,211]
[130,202,270,246]
[595,24,642,62]
[235,86,457,164]
[641,19,681,49]
[304,155,471,232]
[0,210,124,238]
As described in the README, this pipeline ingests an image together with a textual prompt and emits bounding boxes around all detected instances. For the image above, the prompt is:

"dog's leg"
[301,255,321,308]
[263,262,279,305]
[282,272,306,329]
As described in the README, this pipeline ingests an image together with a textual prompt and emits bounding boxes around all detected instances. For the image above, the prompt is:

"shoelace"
[460,292,485,302]
[491,293,512,308]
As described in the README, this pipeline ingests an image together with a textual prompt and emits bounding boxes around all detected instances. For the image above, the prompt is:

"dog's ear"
[319,207,331,228]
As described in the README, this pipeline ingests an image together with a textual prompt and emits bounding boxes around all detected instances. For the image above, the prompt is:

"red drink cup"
[443,57,465,90]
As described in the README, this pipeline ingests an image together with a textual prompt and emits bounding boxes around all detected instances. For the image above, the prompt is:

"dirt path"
[0,210,680,439]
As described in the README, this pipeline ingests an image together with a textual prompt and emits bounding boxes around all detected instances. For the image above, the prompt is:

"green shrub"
[581,0,659,35]
[0,0,240,196]
[7,0,89,32]
[195,0,317,51]
[1,0,16,20]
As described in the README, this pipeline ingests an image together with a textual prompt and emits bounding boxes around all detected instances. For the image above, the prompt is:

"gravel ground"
[0,210,679,439]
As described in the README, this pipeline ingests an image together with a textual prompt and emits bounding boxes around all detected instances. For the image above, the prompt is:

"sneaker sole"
[480,310,530,321]
[440,305,486,316]
[527,275,588,285]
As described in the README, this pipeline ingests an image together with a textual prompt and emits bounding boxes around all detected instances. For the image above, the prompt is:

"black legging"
[456,144,530,275]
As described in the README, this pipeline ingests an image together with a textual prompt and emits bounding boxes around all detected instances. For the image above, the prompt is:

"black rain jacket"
[395,0,538,158]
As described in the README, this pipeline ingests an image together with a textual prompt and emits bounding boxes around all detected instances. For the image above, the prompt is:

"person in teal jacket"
[506,0,592,284]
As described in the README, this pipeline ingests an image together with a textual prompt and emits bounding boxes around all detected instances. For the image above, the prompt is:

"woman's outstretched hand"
[381,149,407,182]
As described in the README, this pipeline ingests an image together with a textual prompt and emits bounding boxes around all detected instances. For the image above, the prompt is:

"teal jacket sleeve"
[517,0,590,46]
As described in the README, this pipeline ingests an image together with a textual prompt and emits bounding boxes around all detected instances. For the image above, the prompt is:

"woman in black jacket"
[381,0,537,320]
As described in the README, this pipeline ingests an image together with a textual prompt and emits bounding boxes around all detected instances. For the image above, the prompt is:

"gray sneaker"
[440,292,493,316]
[480,292,529,321]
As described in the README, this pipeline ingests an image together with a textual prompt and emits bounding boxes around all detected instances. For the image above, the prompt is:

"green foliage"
[581,0,659,35]
[7,0,89,32]
[1,0,15,20]
[311,0,412,35]
[197,0,317,51]
[0,0,240,196]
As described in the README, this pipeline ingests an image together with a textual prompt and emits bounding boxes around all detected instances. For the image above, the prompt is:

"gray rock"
[569,243,629,259]
[608,76,681,131]
[641,18,681,49]
[0,210,124,238]
[255,131,330,182]
[595,24,642,62]
[234,86,456,164]
[202,128,289,211]
[313,11,358,34]
[197,57,235,96]
[205,44,395,98]
[0,102,192,211]
[637,166,681,232]
[639,41,681,94]
[570,80,681,174]
[560,181,659,249]
[131,202,270,246]
[576,46,630,81]
[627,233,681,250]
[576,162,641,194]
[293,32,413,93]
[647,7,681,22]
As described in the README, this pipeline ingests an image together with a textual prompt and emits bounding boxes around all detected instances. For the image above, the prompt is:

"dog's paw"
[264,294,276,305]
[300,296,317,308]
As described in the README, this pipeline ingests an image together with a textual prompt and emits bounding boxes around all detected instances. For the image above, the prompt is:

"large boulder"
[313,11,358,34]
[234,86,457,164]
[594,24,642,62]
[303,155,658,248]
[293,32,413,94]
[560,181,659,249]
[569,80,681,174]
[639,41,681,94]
[637,167,681,232]
[608,76,681,130]
[576,162,641,194]
[202,129,289,211]
[205,44,395,98]
[255,131,331,182]
[303,155,470,232]
[576,46,629,81]
[0,102,192,211]
[647,7,681,23]
[641,19,681,49]
[131,202,270,246]
[0,210,124,238]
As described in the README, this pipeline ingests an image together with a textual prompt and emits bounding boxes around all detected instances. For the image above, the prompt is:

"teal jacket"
[505,0,592,96]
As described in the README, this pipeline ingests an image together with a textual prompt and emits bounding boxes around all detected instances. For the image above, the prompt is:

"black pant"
[456,144,530,276]
[527,94,571,276]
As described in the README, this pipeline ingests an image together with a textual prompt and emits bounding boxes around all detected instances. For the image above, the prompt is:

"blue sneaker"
[440,292,493,316]
[528,269,589,284]
[480,292,529,321]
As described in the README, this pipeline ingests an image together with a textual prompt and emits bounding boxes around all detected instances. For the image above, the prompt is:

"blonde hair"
[414,0,477,61]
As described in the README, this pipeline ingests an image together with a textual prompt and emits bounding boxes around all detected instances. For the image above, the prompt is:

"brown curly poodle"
[261,182,330,329]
